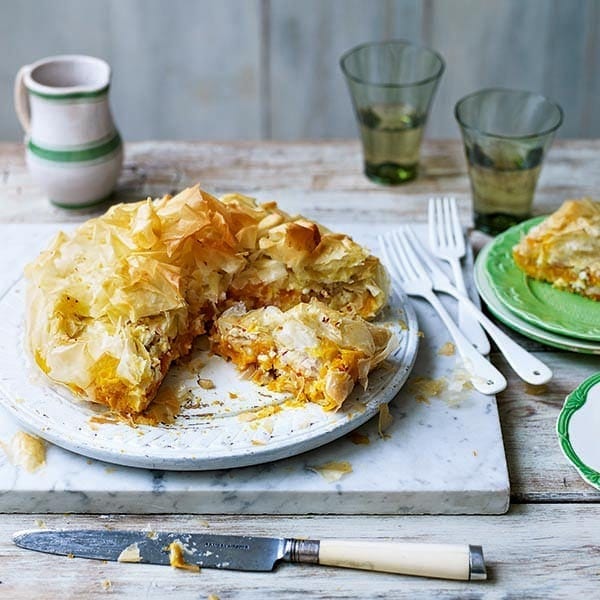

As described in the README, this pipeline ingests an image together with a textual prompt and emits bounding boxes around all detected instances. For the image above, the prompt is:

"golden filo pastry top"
[512,198,600,301]
[25,185,389,415]
[212,300,397,412]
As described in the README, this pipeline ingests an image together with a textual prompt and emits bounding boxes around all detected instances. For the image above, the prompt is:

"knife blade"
[13,529,487,581]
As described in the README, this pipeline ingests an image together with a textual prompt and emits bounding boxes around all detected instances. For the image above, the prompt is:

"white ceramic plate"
[474,242,600,355]
[0,279,419,470]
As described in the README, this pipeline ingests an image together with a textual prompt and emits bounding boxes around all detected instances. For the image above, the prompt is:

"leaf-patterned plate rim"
[556,372,600,490]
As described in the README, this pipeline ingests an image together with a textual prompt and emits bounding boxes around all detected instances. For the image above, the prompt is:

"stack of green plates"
[474,217,600,354]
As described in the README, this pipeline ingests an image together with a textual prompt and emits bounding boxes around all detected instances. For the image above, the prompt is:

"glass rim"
[339,39,445,89]
[454,87,564,141]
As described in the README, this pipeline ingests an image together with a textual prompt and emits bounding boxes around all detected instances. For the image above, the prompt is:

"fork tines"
[428,196,465,257]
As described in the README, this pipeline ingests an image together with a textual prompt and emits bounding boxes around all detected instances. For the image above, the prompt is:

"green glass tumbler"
[455,88,563,235]
[340,40,444,185]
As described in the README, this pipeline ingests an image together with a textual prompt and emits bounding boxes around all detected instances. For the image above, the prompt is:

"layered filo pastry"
[212,300,397,411]
[512,198,600,301]
[25,186,390,416]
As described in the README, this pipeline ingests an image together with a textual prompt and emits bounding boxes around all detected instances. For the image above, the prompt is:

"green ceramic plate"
[485,217,600,342]
[557,373,600,490]
[475,243,600,354]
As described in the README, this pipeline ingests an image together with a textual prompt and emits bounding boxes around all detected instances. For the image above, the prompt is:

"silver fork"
[405,226,553,386]
[429,197,490,355]
[378,230,507,396]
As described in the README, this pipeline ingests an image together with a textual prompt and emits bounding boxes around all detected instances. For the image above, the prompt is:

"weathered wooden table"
[1,140,599,598]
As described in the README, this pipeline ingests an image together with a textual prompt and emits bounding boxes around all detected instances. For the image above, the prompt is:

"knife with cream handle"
[13,529,487,581]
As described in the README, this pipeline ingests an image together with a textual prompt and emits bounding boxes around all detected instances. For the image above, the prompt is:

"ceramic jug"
[14,54,123,209]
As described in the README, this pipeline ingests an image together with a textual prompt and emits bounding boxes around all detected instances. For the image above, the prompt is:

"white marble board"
[0,223,509,514]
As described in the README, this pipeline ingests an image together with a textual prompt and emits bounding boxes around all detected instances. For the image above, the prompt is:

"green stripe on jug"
[27,134,121,163]
[28,148,122,169]
[27,84,109,100]
[30,130,118,152]
[557,372,600,487]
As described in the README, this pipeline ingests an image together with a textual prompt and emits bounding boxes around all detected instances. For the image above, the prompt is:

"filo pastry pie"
[512,198,600,301]
[25,186,389,415]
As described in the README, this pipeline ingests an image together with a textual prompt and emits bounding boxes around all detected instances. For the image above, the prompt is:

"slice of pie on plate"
[25,186,389,416]
[211,300,397,411]
[512,198,600,301]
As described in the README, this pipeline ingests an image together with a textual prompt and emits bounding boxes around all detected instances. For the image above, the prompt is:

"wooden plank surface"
[268,0,423,139]
[107,0,262,141]
[426,0,552,138]
[1,139,599,224]
[581,0,600,134]
[543,0,595,136]
[0,139,599,504]
[1,140,599,598]
[3,1,600,140]
[2,505,600,599]
[496,352,600,502]
[1,0,262,142]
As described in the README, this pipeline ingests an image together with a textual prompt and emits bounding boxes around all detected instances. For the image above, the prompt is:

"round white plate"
[0,279,419,470]
[474,242,600,355]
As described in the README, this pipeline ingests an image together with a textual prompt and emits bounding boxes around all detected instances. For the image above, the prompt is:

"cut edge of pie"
[512,198,600,301]
[211,300,397,412]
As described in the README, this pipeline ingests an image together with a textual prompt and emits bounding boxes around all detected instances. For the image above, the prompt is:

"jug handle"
[14,66,31,136]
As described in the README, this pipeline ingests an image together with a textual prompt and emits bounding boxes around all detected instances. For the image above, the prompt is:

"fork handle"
[424,291,506,395]
[448,257,491,355]
[444,288,553,386]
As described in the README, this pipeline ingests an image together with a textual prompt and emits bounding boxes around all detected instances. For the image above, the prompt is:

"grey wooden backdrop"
[1,0,599,141]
